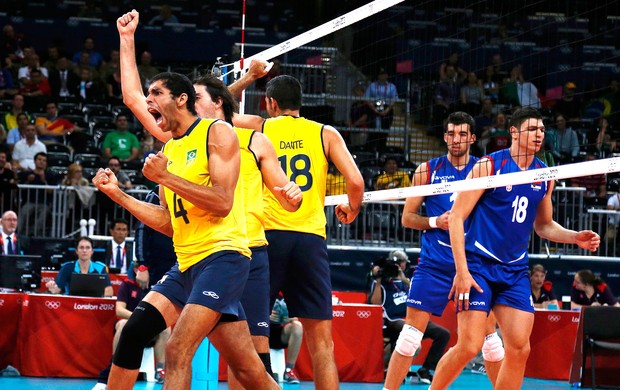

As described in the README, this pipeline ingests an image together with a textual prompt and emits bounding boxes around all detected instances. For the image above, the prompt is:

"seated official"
[530,264,558,309]
[571,269,619,309]
[269,295,303,384]
[368,253,450,384]
[46,236,113,297]
[92,262,170,389]
[374,157,411,190]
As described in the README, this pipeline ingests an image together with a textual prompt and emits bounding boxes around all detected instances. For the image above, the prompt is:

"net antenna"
[213,0,405,111]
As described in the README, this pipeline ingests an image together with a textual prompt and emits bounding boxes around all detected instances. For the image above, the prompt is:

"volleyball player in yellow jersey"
[234,73,365,390]
[93,11,281,390]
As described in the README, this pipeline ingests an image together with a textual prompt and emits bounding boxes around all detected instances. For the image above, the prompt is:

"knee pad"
[113,301,167,369]
[394,324,423,357]
[482,332,505,362]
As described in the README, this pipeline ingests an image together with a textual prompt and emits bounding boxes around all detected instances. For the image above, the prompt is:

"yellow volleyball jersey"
[235,127,267,248]
[162,118,250,271]
[261,115,328,238]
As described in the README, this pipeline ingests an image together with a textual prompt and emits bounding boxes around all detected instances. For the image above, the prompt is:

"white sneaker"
[91,383,107,390]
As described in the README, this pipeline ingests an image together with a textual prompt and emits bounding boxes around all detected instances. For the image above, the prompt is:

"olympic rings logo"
[45,301,61,310]
[202,291,220,299]
[257,322,269,328]
[357,310,371,319]
[547,315,561,322]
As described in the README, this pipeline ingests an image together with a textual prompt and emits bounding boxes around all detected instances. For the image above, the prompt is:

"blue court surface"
[0,372,576,389]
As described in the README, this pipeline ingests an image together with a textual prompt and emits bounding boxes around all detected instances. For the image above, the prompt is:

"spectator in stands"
[0,150,17,210]
[45,236,113,297]
[6,112,29,152]
[439,52,467,83]
[510,65,540,109]
[17,152,58,235]
[571,269,619,309]
[1,94,31,136]
[375,157,411,190]
[105,68,123,105]
[432,64,460,137]
[72,36,104,69]
[369,251,450,384]
[17,47,48,87]
[481,112,511,155]
[0,54,17,99]
[474,99,495,153]
[530,264,558,309]
[137,51,159,91]
[148,4,179,26]
[347,83,372,147]
[0,24,27,64]
[106,156,131,190]
[570,152,607,206]
[35,101,84,144]
[588,117,616,158]
[41,46,60,72]
[103,218,133,275]
[0,210,30,255]
[61,162,94,221]
[92,262,170,389]
[99,48,120,82]
[11,124,46,171]
[554,82,583,122]
[101,114,140,163]
[481,65,499,103]
[460,72,483,116]
[73,66,103,102]
[490,54,509,85]
[18,67,51,100]
[364,67,399,151]
[270,295,303,384]
[548,113,580,165]
[48,55,79,98]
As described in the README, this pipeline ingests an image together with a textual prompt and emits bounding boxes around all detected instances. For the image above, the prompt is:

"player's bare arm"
[252,131,302,211]
[323,126,364,224]
[145,122,241,217]
[228,58,270,98]
[402,162,450,230]
[92,167,173,236]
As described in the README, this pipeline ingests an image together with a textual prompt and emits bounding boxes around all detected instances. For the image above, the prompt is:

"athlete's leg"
[384,307,431,389]
[422,320,451,371]
[209,320,279,389]
[431,309,487,390]
[112,319,128,352]
[281,319,303,367]
[492,304,534,390]
[227,335,271,390]
[108,291,181,390]
[299,318,339,390]
[483,310,502,387]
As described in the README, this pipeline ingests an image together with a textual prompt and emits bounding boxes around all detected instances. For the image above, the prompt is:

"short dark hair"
[510,107,542,129]
[109,218,129,231]
[76,236,94,248]
[193,73,238,125]
[34,152,47,161]
[151,72,197,115]
[445,111,475,134]
[266,75,302,110]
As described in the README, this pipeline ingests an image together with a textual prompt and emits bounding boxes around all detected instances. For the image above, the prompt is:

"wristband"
[428,216,438,229]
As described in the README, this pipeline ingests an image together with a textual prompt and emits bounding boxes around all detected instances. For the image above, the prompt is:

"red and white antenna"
[239,0,247,114]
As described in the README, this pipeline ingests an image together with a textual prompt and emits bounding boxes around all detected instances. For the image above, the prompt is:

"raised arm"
[228,58,270,98]
[117,10,171,144]
[252,131,302,212]
[324,126,364,224]
[143,121,241,217]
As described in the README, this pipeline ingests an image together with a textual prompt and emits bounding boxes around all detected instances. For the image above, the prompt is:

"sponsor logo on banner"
[572,316,580,323]
[333,310,345,318]
[547,315,561,322]
[74,302,99,310]
[45,301,61,310]
[357,310,371,319]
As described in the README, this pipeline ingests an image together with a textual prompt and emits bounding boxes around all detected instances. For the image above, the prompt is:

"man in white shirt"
[12,124,47,171]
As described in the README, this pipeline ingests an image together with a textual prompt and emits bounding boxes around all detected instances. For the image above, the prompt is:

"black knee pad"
[113,301,167,370]
[258,352,274,377]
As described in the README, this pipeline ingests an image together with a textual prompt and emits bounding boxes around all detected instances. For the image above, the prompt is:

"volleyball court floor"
[0,369,574,389]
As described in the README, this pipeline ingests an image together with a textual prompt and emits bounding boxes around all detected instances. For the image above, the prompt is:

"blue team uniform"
[465,149,548,313]
[407,155,478,316]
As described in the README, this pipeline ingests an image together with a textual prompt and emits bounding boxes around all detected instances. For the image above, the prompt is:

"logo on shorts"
[257,322,269,328]
[187,149,197,163]
[202,291,220,299]
[469,301,486,306]
[407,299,422,305]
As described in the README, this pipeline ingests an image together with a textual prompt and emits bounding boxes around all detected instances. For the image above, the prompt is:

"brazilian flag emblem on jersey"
[186,149,197,163]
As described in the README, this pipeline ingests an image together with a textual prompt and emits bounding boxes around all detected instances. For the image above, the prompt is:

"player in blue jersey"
[431,107,600,390]
[383,112,503,389]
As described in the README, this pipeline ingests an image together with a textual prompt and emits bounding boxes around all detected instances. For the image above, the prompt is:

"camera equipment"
[375,99,387,112]
[373,255,400,280]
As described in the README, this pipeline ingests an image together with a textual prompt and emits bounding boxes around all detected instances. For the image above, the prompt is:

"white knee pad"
[394,324,423,357]
[482,331,505,362]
